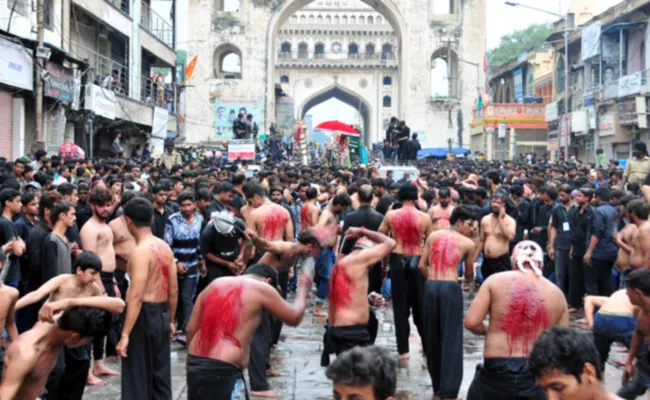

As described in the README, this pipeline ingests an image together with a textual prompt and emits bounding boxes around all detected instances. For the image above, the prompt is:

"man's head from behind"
[625,268,650,308]
[529,326,604,400]
[74,251,102,285]
[243,263,278,289]
[57,306,112,347]
[326,345,397,400]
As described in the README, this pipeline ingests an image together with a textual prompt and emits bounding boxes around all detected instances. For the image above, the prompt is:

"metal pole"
[34,0,45,153]
[563,13,569,161]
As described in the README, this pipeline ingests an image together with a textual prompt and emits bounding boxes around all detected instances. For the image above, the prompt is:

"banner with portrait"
[215,98,263,138]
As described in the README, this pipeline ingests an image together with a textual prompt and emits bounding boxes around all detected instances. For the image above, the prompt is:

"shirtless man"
[185,263,311,400]
[0,298,124,400]
[80,187,120,383]
[627,199,650,270]
[478,192,516,281]
[419,205,477,400]
[109,191,139,296]
[300,186,320,230]
[314,192,352,317]
[428,187,454,231]
[378,182,432,363]
[529,327,624,400]
[465,241,569,399]
[116,197,178,400]
[321,227,395,366]
[247,228,322,273]
[0,248,19,369]
[615,201,638,274]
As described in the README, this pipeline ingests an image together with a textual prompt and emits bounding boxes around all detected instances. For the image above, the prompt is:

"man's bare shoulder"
[0,285,19,301]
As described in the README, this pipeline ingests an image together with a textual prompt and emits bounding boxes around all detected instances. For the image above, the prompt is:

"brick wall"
[0,90,13,160]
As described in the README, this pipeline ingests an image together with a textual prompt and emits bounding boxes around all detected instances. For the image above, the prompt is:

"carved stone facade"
[184,0,486,148]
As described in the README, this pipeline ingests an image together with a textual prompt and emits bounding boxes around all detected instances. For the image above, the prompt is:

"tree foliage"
[489,23,553,67]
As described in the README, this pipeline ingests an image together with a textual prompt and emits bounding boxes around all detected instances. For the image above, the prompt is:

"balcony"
[140,74,175,112]
[71,41,129,96]
[104,0,129,15]
[280,23,394,33]
[140,2,173,48]
[598,69,650,101]
[275,51,397,68]
[470,103,548,130]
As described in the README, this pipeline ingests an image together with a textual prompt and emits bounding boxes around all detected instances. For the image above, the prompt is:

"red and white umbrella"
[314,120,360,137]
[58,142,85,159]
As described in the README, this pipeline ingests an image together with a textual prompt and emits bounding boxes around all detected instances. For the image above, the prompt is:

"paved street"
[84,291,639,400]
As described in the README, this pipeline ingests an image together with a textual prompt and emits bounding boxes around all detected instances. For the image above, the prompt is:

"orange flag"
[182,55,198,85]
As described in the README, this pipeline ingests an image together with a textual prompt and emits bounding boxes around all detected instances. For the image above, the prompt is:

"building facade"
[184,0,487,149]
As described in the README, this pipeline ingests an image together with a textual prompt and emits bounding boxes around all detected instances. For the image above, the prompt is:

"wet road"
[84,291,641,399]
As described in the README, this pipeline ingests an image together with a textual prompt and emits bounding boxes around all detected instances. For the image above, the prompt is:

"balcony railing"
[276,53,397,67]
[70,41,129,96]
[280,22,394,32]
[140,2,173,48]
[104,0,129,15]
[140,75,175,112]
[277,51,395,62]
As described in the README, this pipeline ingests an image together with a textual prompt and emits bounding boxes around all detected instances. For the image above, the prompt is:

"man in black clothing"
[14,192,38,332]
[371,178,394,216]
[340,184,385,343]
[508,184,531,251]
[151,183,173,239]
[207,182,234,216]
[75,183,92,230]
[395,121,410,161]
[568,187,594,309]
[475,187,491,220]
[0,189,25,288]
[531,186,556,277]
[230,172,247,217]
[549,185,574,300]
[408,133,421,161]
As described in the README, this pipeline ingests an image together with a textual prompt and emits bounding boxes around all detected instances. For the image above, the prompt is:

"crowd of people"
[0,137,649,399]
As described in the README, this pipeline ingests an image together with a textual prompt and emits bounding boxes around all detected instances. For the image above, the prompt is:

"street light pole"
[505,1,570,161]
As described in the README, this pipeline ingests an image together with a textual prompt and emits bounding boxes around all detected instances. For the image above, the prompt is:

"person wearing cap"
[623,141,650,187]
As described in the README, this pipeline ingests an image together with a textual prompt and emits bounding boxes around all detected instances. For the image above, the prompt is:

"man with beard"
[371,178,394,216]
[428,187,454,231]
[270,186,295,236]
[548,185,573,301]
[465,241,569,399]
[379,183,432,365]
[419,205,477,400]
[478,192,516,281]
[80,188,121,385]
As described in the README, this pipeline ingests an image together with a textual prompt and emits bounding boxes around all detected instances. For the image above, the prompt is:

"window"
[220,0,240,12]
[365,43,375,57]
[430,47,459,98]
[350,16,356,24]
[280,75,289,83]
[334,15,339,24]
[280,42,291,59]
[308,15,315,24]
[8,0,28,17]
[315,42,325,58]
[381,43,393,59]
[383,95,391,107]
[332,42,342,54]
[376,16,382,25]
[342,16,348,24]
[291,15,298,22]
[317,15,323,23]
[383,76,392,85]
[325,15,331,24]
[367,16,373,24]
[300,15,306,23]
[213,44,242,79]
[348,43,359,56]
[298,42,308,59]
[359,16,365,24]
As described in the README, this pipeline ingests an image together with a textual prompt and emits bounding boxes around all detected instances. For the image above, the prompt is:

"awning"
[602,22,646,35]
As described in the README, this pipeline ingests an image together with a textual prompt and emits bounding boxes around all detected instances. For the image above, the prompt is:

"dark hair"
[0,188,20,207]
[57,306,112,338]
[74,251,103,272]
[20,191,36,206]
[89,187,112,206]
[529,326,602,382]
[508,184,524,197]
[120,190,140,208]
[486,170,500,185]
[178,191,195,204]
[269,186,283,195]
[594,187,611,202]
[438,187,451,199]
[492,191,508,203]
[610,189,623,200]
[325,346,397,400]
[397,183,418,202]
[51,201,73,225]
[153,183,167,194]
[579,187,594,200]
[626,268,650,296]
[215,182,234,195]
[243,263,278,289]
[243,182,265,200]
[475,187,488,200]
[558,184,572,195]
[371,178,386,189]
[627,199,650,220]
[123,197,154,227]
[39,191,62,219]
[357,185,373,203]
[332,192,352,207]
[197,188,211,202]
[450,204,477,226]
[297,229,321,249]
[232,172,246,186]
[306,186,318,200]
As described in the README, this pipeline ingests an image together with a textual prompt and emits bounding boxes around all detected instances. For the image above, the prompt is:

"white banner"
[498,123,506,139]
[84,84,116,120]
[618,72,643,98]
[545,101,559,122]
[228,139,255,160]
[599,112,615,137]
[572,110,588,135]
[581,21,601,61]
[152,106,169,138]
[0,36,34,91]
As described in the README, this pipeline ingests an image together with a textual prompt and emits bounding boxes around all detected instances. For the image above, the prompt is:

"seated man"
[0,298,125,399]
[529,326,624,400]
[325,345,398,400]
[185,263,311,400]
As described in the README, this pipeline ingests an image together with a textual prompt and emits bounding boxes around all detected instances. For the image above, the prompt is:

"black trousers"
[481,253,511,281]
[92,272,118,361]
[466,358,546,400]
[187,355,249,400]
[585,258,614,296]
[389,254,425,355]
[423,280,463,399]
[57,347,90,400]
[44,351,65,400]
[271,271,289,346]
[569,253,587,308]
[121,302,171,400]
[249,311,272,391]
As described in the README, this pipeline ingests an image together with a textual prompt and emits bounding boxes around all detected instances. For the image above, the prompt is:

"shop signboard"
[0,36,33,91]
[44,62,77,103]
[228,139,255,160]
[83,84,116,120]
[599,112,615,137]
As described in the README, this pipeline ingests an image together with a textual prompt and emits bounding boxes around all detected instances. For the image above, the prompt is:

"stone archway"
[298,84,372,145]
[264,0,408,130]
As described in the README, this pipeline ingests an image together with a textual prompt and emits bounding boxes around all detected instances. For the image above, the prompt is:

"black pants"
[271,271,289,347]
[92,272,118,361]
[569,253,587,308]
[321,325,371,366]
[585,258,614,296]
[121,302,171,400]
[187,355,249,400]
[397,140,408,161]
[249,311,272,391]
[466,358,546,400]
[481,253,511,281]
[197,265,232,295]
[389,254,425,355]
[44,351,65,400]
[423,281,463,399]
[368,311,379,344]
[57,347,90,400]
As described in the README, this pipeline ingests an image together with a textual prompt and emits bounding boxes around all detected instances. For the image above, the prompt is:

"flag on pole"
[182,55,198,85]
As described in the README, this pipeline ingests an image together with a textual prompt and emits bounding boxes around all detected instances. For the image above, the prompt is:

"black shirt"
[376,195,395,216]
[75,202,92,231]
[0,216,20,282]
[230,191,246,216]
[200,220,245,274]
[151,206,172,239]
[26,222,52,291]
[15,214,35,279]
[340,205,384,255]
[569,204,594,256]
[550,204,573,251]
